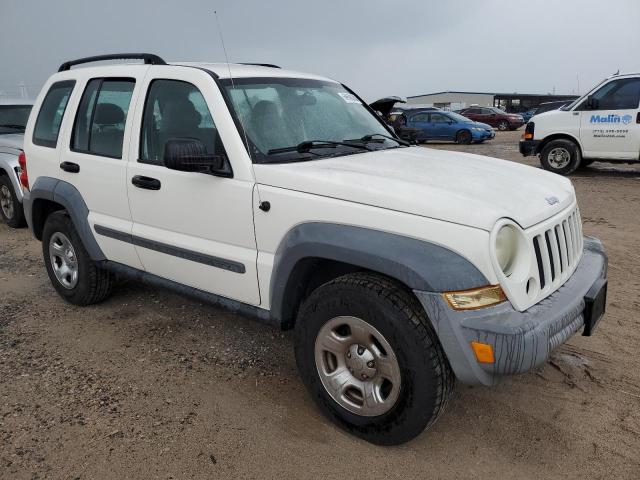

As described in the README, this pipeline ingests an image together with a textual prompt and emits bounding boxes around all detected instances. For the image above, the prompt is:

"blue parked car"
[400,110,495,144]
[520,109,537,123]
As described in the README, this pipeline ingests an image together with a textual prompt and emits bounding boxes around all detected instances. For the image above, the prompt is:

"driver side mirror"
[585,95,599,110]
[163,138,232,177]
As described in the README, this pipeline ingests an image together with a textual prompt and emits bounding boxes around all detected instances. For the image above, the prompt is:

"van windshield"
[220,77,402,163]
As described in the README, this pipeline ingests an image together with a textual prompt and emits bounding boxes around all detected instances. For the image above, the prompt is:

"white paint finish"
[254,183,497,310]
[253,147,575,232]
[125,65,260,305]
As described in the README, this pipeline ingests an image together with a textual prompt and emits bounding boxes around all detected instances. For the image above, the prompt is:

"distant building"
[406,91,578,113]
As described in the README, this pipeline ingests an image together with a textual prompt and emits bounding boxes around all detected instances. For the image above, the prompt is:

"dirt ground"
[1,130,639,479]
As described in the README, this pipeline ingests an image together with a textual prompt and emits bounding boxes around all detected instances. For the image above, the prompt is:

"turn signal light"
[471,341,495,363]
[442,285,507,310]
[523,132,533,140]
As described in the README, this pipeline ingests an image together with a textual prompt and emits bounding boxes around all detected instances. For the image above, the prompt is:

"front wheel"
[294,273,455,445]
[42,211,115,305]
[540,139,581,175]
[456,130,472,144]
[497,120,509,131]
[0,175,26,228]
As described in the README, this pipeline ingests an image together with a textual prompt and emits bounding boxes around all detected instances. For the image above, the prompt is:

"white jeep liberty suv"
[20,54,608,445]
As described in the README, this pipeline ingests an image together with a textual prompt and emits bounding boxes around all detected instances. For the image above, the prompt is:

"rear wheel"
[0,175,26,228]
[42,211,114,305]
[294,273,455,445]
[540,139,581,176]
[497,120,509,131]
[456,130,472,145]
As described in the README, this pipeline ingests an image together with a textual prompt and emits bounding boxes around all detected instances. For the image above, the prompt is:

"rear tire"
[294,273,455,445]
[540,139,581,176]
[0,175,26,228]
[42,211,114,305]
[456,130,472,145]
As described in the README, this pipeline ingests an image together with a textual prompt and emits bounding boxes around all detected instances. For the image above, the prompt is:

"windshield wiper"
[268,140,370,155]
[344,133,410,147]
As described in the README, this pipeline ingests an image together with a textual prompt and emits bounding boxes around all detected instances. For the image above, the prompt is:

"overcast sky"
[1,0,638,101]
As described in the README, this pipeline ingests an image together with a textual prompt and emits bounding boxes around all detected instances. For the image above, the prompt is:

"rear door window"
[33,80,75,147]
[71,78,135,158]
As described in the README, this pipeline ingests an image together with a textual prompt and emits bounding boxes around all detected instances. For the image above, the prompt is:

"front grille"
[532,207,583,292]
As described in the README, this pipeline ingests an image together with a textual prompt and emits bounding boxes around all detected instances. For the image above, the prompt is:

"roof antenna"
[213,9,262,202]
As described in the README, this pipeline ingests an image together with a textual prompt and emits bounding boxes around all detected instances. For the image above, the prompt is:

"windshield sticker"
[338,92,361,104]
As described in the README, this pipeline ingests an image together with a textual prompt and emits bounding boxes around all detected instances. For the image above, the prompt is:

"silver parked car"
[0,98,34,227]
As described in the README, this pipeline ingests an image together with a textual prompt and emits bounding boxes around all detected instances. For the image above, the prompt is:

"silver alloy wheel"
[314,316,401,417]
[49,232,79,289]
[498,121,509,131]
[548,147,571,169]
[0,185,14,220]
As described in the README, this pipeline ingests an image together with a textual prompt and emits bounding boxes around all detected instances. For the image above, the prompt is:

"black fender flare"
[269,222,488,324]
[24,176,105,261]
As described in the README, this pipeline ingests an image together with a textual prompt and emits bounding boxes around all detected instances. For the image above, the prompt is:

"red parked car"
[458,107,524,131]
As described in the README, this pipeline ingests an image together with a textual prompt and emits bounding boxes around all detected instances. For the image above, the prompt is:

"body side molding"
[94,224,246,274]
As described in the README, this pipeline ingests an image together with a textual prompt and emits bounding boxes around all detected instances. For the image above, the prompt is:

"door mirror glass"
[163,138,231,176]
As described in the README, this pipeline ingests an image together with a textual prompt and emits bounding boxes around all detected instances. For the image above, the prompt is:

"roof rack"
[58,53,166,72]
[238,63,281,69]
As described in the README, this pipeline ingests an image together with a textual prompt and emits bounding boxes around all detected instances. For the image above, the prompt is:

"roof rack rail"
[58,53,166,72]
[238,63,281,69]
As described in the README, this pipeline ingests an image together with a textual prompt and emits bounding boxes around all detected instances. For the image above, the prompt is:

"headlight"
[495,224,518,275]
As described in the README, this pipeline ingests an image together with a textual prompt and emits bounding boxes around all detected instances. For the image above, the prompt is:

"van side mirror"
[586,95,599,110]
[163,138,232,177]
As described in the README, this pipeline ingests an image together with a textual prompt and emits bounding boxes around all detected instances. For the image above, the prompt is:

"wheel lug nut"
[361,374,368,380]
[347,352,351,358]
[367,361,375,368]
[357,346,365,355]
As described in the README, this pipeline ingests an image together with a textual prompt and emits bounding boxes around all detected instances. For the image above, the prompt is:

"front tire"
[497,120,509,131]
[0,175,26,228]
[540,139,581,175]
[294,273,455,445]
[456,130,472,145]
[42,211,114,305]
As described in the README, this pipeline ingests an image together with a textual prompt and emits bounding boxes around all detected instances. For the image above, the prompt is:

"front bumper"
[473,129,495,140]
[415,236,607,386]
[519,139,540,156]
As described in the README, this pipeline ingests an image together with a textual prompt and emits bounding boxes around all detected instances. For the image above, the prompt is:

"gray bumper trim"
[415,236,608,386]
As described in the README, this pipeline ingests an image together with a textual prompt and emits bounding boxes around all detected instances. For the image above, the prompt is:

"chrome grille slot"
[531,205,582,294]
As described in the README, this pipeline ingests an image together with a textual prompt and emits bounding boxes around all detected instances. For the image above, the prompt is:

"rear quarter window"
[33,80,76,148]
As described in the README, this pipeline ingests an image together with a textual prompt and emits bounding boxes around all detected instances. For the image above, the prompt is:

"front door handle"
[131,175,161,190]
[59,161,80,173]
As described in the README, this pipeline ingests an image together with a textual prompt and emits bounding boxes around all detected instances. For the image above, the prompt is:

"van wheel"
[294,273,455,445]
[42,211,114,305]
[540,139,581,175]
[456,130,472,144]
[497,120,509,131]
[0,175,26,228]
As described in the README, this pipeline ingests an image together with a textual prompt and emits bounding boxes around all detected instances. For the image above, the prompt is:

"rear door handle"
[131,175,161,190]
[59,161,80,173]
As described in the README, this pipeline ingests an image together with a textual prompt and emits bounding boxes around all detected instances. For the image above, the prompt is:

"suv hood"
[0,133,25,151]
[254,147,575,231]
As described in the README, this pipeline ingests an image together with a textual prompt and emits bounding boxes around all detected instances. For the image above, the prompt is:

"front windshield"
[221,78,401,163]
[0,105,32,134]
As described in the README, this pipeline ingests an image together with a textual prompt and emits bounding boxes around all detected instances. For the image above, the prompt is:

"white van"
[520,73,640,175]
